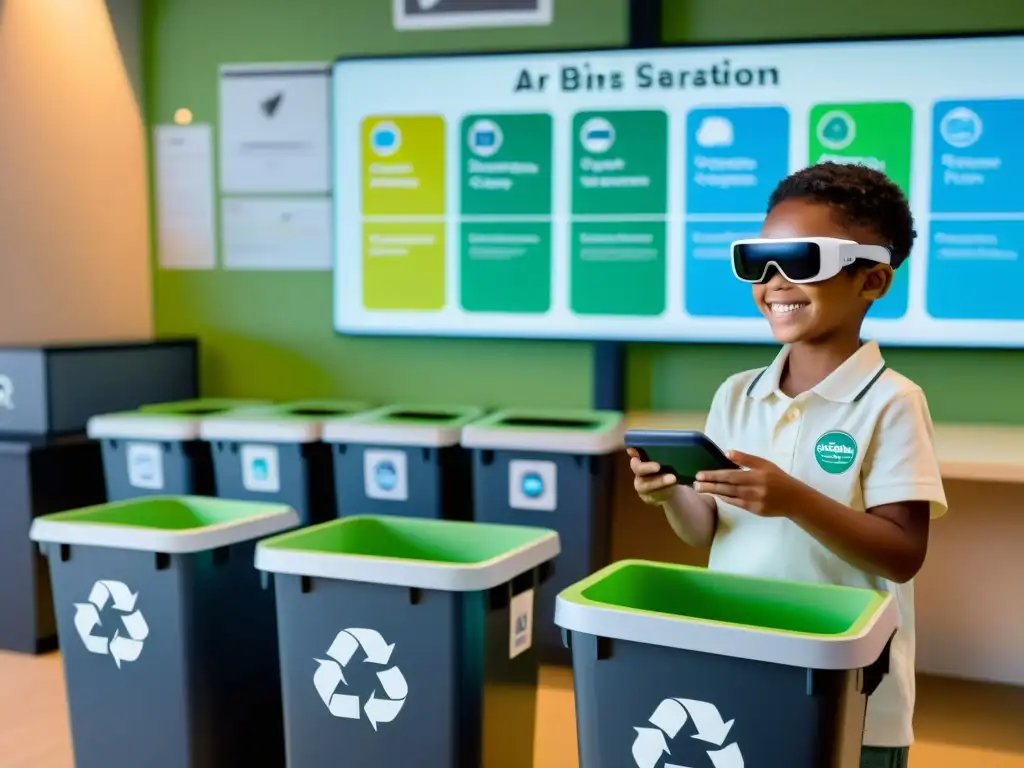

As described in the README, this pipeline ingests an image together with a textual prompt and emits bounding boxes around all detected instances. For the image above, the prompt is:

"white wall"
[0,0,151,345]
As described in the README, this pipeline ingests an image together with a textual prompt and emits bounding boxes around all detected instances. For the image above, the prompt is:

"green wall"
[146,0,1024,422]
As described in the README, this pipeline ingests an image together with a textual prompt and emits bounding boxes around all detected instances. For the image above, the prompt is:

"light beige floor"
[3,651,1022,767]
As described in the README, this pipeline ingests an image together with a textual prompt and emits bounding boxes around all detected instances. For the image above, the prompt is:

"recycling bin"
[322,403,484,520]
[0,435,105,654]
[87,398,268,501]
[29,495,300,768]
[200,399,370,526]
[461,408,623,664]
[255,514,560,768]
[555,560,899,768]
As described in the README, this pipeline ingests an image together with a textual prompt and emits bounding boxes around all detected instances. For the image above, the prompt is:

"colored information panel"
[928,98,1024,320]
[571,110,668,316]
[459,113,553,313]
[361,115,446,310]
[334,35,1024,347]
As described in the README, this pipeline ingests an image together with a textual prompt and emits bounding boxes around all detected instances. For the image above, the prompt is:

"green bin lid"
[321,404,485,448]
[199,399,372,444]
[255,515,559,592]
[554,560,897,671]
[87,398,271,441]
[29,496,299,555]
[460,408,624,455]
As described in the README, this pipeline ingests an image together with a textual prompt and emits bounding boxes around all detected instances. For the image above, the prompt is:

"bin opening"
[498,416,600,430]
[287,407,356,418]
[581,562,880,636]
[381,410,460,423]
[170,406,231,417]
[261,516,547,566]
[49,497,280,532]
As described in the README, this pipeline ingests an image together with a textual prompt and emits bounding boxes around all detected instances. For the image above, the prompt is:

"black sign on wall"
[393,0,553,30]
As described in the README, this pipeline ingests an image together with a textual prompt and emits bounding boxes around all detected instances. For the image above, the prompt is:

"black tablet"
[624,429,738,483]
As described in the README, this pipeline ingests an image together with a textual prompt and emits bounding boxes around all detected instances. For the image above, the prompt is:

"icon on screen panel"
[695,116,735,148]
[370,121,402,157]
[580,117,616,154]
[939,106,983,149]
[815,110,856,151]
[468,119,504,157]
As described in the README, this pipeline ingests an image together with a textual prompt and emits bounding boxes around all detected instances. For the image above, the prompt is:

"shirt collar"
[745,340,887,404]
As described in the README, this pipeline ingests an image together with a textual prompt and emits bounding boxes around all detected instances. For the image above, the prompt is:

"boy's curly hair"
[767,162,917,269]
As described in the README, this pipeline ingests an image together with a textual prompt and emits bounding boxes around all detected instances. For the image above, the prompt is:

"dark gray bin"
[255,515,560,768]
[322,404,484,521]
[555,560,899,768]
[461,408,623,665]
[29,496,299,768]
[0,339,197,437]
[0,435,105,654]
[200,399,370,527]
[87,399,268,501]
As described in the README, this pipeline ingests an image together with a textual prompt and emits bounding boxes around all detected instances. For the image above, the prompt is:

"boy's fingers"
[696,469,753,485]
[727,450,768,468]
[630,458,662,476]
[636,474,676,493]
[693,481,740,496]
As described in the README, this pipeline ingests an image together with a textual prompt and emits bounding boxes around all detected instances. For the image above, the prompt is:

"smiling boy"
[629,162,947,768]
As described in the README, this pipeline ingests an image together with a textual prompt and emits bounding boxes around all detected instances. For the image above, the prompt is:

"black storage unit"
[0,436,106,653]
[0,339,198,436]
[0,338,199,653]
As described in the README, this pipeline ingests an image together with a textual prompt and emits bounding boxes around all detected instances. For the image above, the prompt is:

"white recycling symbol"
[314,628,408,732]
[633,698,744,768]
[73,580,150,669]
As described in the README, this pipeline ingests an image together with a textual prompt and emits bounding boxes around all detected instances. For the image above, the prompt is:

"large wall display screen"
[332,35,1024,346]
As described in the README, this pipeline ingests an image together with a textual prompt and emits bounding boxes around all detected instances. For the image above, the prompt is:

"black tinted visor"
[733,241,822,282]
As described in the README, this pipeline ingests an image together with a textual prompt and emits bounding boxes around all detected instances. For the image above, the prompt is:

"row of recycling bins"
[87,398,624,663]
[30,496,898,768]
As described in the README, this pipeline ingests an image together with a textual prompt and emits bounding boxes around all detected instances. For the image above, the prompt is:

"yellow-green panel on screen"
[362,221,446,310]
[361,115,446,216]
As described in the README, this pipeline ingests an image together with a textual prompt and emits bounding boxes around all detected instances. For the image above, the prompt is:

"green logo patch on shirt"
[814,431,858,474]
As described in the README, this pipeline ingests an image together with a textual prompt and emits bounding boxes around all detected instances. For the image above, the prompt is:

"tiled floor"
[3,651,1022,767]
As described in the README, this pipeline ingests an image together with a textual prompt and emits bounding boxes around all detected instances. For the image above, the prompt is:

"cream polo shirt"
[702,340,947,747]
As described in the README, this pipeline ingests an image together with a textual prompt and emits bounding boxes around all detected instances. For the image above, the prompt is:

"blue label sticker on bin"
[241,445,281,493]
[521,472,544,498]
[509,460,556,511]
[375,461,399,491]
[126,442,164,490]
[364,449,409,501]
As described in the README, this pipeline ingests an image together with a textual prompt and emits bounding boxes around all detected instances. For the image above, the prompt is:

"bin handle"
[859,632,894,698]
[803,631,893,698]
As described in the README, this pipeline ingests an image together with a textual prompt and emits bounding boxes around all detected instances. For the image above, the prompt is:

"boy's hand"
[693,450,810,517]
[627,448,678,506]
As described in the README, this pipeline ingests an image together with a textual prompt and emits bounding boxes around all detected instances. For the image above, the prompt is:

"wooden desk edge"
[625,411,1024,486]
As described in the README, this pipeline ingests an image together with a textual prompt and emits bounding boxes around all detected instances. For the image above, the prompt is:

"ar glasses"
[731,237,892,284]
